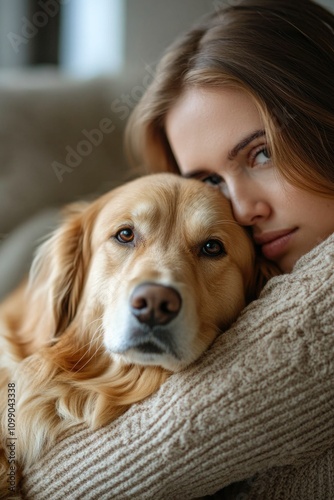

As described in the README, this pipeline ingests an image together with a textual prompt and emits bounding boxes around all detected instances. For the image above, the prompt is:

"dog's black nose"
[130,283,182,327]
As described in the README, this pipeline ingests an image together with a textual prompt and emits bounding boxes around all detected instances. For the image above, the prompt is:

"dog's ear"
[246,255,281,302]
[24,202,94,343]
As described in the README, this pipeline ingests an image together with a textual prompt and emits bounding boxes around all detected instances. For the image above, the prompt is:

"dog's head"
[25,173,274,371]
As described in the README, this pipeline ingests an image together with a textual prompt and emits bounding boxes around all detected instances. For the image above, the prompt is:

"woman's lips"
[254,229,298,260]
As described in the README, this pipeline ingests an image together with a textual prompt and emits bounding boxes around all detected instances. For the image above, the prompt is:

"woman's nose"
[227,184,271,226]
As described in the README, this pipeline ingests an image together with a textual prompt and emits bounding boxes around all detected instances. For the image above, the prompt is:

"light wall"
[124,0,334,79]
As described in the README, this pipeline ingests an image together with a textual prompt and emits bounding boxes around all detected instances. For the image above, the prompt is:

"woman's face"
[166,87,334,272]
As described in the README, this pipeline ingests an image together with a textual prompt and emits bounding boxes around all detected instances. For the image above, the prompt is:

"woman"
[126,0,334,275]
[22,1,334,498]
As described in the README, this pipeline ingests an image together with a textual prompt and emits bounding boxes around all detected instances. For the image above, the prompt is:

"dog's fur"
[0,173,276,495]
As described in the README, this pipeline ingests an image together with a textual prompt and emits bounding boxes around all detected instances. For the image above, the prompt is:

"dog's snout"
[130,283,182,327]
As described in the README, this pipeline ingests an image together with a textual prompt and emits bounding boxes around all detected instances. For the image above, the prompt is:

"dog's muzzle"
[117,282,182,358]
[104,283,183,361]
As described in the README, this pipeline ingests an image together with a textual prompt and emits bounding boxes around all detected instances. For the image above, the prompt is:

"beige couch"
[0,69,134,299]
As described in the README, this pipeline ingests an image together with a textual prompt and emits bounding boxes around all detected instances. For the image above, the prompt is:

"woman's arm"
[22,234,334,499]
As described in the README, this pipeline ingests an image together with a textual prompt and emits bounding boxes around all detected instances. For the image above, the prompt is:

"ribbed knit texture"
[21,234,334,499]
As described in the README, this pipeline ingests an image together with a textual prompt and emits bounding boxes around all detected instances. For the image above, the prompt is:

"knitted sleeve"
[22,235,334,499]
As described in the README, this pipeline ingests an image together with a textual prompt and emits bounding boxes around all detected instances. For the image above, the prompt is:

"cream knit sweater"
[21,233,334,499]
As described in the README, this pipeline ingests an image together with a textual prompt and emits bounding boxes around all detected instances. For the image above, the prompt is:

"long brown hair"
[125,0,334,196]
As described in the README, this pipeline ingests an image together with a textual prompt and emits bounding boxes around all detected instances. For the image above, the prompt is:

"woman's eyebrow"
[228,129,266,160]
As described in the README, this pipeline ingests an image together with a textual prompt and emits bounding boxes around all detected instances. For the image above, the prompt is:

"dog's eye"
[201,239,226,257]
[116,228,135,243]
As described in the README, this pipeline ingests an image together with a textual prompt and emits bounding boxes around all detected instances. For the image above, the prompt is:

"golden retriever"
[0,173,274,496]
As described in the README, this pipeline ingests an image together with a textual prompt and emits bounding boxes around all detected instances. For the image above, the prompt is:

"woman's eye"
[252,147,271,167]
[201,239,226,257]
[116,228,135,243]
[202,173,224,185]
[198,173,230,199]
[183,170,223,186]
